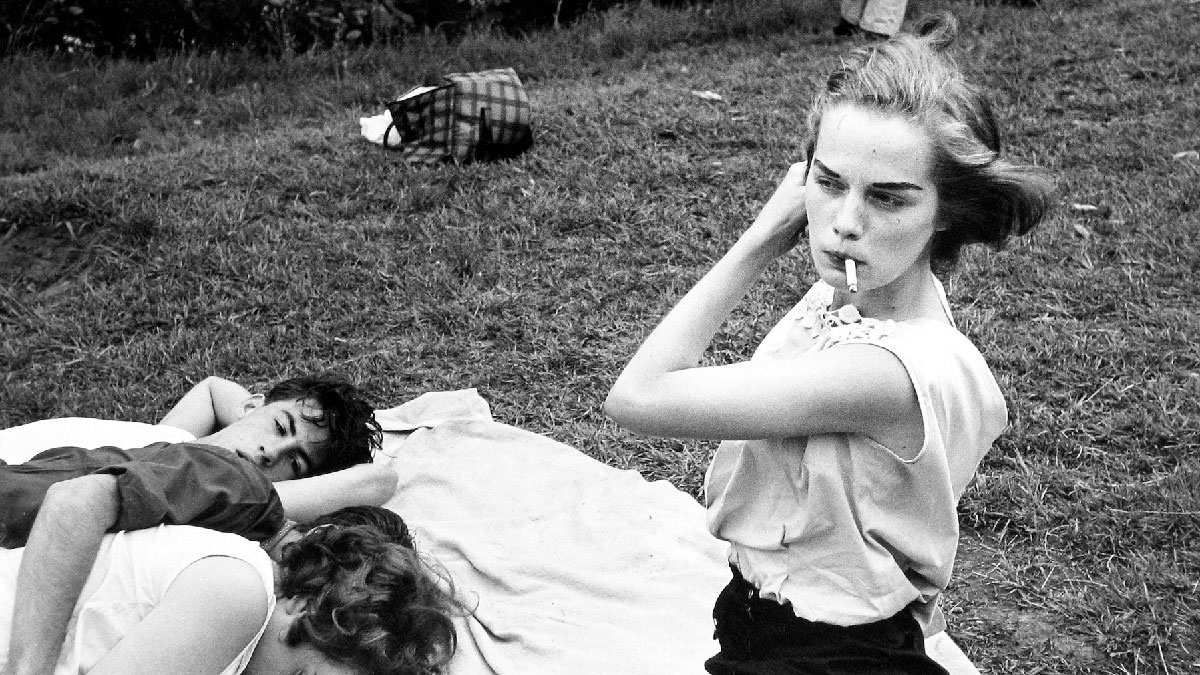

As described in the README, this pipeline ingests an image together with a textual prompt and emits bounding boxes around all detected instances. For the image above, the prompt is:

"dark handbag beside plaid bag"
[384,67,533,164]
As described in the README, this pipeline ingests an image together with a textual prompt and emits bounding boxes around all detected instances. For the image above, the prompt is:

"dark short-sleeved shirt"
[0,442,284,548]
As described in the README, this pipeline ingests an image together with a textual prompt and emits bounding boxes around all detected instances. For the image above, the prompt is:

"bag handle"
[382,86,443,151]
[473,107,494,161]
[382,119,399,150]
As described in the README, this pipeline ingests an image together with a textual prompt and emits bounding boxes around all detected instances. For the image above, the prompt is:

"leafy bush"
[2,0,269,56]
[1,0,635,55]
[263,0,411,52]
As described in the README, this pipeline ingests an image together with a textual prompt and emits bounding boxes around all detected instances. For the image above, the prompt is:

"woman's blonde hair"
[804,13,1054,271]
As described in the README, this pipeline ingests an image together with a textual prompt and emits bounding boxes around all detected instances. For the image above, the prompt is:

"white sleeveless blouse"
[705,279,1006,635]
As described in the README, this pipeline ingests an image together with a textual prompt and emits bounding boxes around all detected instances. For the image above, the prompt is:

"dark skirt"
[705,568,950,675]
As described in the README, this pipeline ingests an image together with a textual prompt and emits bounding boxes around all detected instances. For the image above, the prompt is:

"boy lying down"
[0,374,397,675]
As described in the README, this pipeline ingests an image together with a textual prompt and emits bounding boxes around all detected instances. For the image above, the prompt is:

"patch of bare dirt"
[0,194,155,296]
[0,219,98,292]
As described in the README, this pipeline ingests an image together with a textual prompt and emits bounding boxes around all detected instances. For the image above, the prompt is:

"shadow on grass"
[0,191,156,292]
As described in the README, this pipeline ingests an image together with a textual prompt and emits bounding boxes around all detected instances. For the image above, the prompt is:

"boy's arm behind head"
[272,463,399,524]
[158,376,256,438]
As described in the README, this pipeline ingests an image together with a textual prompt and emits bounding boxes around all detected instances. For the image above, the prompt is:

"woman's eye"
[870,192,904,208]
[275,421,285,435]
[815,175,843,192]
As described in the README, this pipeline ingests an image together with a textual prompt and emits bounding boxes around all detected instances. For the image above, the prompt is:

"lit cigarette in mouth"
[845,258,858,293]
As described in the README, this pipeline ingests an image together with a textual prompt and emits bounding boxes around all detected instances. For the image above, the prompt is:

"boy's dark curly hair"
[309,504,415,550]
[265,374,383,475]
[280,513,461,675]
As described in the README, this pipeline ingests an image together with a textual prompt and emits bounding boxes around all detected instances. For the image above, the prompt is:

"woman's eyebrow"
[812,159,839,177]
[873,180,925,192]
[812,158,924,191]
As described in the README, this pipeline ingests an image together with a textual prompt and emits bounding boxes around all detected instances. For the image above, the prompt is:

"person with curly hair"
[268,509,455,675]
[1,373,398,675]
[0,506,460,675]
[606,14,1053,675]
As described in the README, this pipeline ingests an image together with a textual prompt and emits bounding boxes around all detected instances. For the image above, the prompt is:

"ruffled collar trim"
[796,281,896,343]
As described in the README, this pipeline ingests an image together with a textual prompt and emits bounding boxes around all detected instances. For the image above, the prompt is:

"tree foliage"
[1,0,631,56]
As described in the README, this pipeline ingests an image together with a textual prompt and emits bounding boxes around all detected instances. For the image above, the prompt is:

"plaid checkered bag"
[384,68,533,164]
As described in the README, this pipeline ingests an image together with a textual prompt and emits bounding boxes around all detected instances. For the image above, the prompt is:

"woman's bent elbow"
[602,389,627,424]
[603,386,648,430]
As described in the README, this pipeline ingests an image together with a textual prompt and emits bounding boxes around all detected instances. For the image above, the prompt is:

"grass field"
[2,0,1198,672]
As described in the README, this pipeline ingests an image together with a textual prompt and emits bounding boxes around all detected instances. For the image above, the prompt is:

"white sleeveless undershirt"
[0,525,275,674]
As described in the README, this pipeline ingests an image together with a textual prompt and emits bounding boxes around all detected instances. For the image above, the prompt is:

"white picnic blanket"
[0,419,195,464]
[0,390,980,675]
[374,389,727,675]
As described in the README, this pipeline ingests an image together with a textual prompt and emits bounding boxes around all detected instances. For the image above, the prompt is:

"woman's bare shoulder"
[89,555,270,675]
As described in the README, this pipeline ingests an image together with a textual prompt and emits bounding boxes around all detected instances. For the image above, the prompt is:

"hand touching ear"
[739,162,810,261]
